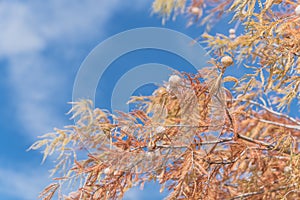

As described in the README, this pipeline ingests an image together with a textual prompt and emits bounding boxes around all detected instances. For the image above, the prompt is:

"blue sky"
[0,1,252,199]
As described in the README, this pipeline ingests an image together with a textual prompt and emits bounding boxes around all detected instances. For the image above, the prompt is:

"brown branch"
[133,131,292,153]
[251,117,300,131]
[236,133,297,155]
[237,134,274,149]
[157,138,234,149]
[245,100,300,125]
[130,138,234,151]
[204,149,246,165]
[230,183,298,199]
[233,99,300,130]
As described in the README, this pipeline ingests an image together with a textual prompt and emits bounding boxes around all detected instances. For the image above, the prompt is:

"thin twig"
[157,138,234,149]
[237,134,274,149]
[252,117,300,131]
[237,99,300,126]
[231,183,298,199]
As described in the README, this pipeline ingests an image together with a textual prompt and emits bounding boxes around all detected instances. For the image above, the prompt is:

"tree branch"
[230,183,298,199]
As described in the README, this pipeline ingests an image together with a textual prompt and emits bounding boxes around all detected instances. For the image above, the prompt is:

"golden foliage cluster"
[31,0,300,199]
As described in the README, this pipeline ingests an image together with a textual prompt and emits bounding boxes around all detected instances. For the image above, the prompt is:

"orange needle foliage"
[30,0,300,199]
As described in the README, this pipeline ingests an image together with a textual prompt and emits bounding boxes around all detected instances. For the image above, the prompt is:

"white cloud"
[8,54,66,136]
[1,0,139,137]
[0,0,122,57]
[0,2,45,56]
[0,166,49,200]
[0,1,153,199]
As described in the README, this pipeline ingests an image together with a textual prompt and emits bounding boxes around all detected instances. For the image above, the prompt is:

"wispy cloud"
[0,0,130,137]
[0,2,45,56]
[0,166,49,200]
[8,54,66,136]
[0,0,121,57]
[0,1,153,199]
